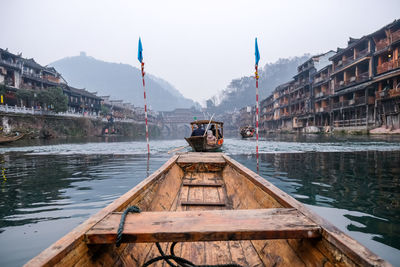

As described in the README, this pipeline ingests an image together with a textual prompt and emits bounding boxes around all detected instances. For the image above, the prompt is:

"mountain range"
[207,54,310,112]
[50,53,200,111]
[51,53,310,113]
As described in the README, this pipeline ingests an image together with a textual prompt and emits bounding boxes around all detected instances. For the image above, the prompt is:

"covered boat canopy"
[190,120,223,125]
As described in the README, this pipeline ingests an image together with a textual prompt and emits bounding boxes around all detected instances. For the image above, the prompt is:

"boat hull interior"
[26,153,390,267]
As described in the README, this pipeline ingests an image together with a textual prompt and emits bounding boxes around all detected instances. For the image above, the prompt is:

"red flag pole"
[255,64,259,171]
[141,62,150,155]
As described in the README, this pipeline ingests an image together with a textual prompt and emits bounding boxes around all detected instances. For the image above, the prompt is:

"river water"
[0,135,399,266]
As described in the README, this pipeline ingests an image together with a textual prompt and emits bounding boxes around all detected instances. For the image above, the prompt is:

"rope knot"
[116,205,141,247]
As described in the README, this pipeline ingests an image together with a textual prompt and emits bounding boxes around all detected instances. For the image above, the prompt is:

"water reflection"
[0,153,167,266]
[0,138,399,266]
[235,151,400,263]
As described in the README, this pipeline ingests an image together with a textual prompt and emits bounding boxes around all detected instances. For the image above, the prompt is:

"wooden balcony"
[375,39,389,51]
[315,107,330,113]
[334,49,370,73]
[314,91,330,98]
[334,72,369,91]
[377,58,400,74]
[389,88,400,98]
[0,59,22,69]
[334,118,366,127]
[354,97,366,105]
[378,88,400,100]
[313,75,328,85]
[355,48,369,59]
[392,29,400,43]
[368,96,375,105]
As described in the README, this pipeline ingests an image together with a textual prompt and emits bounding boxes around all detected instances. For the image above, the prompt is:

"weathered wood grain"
[25,155,180,267]
[222,154,392,267]
[86,209,321,244]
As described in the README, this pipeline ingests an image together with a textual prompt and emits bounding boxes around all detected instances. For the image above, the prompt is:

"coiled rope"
[142,241,243,267]
[115,205,141,247]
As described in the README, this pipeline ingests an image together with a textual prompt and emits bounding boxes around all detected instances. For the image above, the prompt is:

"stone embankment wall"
[0,113,161,139]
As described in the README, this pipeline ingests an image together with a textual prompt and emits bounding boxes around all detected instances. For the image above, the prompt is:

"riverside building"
[256,19,400,133]
[0,48,101,115]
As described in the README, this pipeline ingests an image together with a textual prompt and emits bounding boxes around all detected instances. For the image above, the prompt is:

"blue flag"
[255,38,260,66]
[138,37,143,63]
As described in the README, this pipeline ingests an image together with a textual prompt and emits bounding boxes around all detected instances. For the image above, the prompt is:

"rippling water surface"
[0,135,399,266]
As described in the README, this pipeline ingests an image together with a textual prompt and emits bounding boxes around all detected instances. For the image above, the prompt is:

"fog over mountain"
[207,54,310,112]
[50,53,200,111]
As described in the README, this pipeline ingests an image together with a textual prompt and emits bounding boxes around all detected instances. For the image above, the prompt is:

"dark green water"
[0,136,399,266]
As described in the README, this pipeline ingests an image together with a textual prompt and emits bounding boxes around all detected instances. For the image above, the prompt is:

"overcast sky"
[1,0,399,104]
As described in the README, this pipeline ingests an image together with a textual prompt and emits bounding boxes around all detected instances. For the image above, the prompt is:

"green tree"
[37,87,68,113]
[0,84,6,95]
[100,104,110,115]
[16,89,34,106]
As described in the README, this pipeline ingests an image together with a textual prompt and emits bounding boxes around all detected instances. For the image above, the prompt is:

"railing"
[377,58,400,74]
[355,48,369,59]
[354,97,366,105]
[322,107,330,112]
[392,29,400,43]
[22,71,59,85]
[315,91,330,98]
[0,104,100,117]
[334,72,369,91]
[0,104,151,123]
[334,49,370,73]
[279,101,289,106]
[331,97,367,109]
[368,96,375,104]
[332,102,341,109]
[334,57,353,73]
[316,107,330,113]
[313,75,328,85]
[375,39,389,51]
[294,80,307,88]
[281,112,290,117]
[0,59,22,69]
[4,79,15,87]
[378,88,400,100]
[313,76,323,84]
[389,88,400,98]
[334,118,367,127]
[42,75,60,83]
[23,71,41,79]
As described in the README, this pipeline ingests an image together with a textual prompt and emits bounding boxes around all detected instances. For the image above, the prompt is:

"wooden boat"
[0,133,24,145]
[26,153,391,267]
[185,120,223,152]
[240,126,255,138]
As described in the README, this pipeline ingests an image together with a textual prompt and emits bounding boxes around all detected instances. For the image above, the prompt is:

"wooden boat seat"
[85,208,321,245]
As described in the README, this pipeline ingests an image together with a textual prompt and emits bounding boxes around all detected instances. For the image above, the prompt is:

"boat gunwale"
[184,136,223,152]
[0,133,24,144]
[222,154,392,267]
[24,154,180,267]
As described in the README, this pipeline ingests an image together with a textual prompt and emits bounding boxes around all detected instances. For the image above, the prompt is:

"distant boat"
[0,133,24,145]
[185,120,223,152]
[240,126,255,138]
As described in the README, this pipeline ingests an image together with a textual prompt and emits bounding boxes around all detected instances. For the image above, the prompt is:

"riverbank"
[260,125,400,136]
[0,113,161,139]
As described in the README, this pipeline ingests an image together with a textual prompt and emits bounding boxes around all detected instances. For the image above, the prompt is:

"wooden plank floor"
[141,171,265,266]
[119,169,311,266]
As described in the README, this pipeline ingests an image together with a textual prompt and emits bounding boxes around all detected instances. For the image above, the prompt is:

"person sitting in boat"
[206,130,217,145]
[210,124,222,139]
[191,124,205,136]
